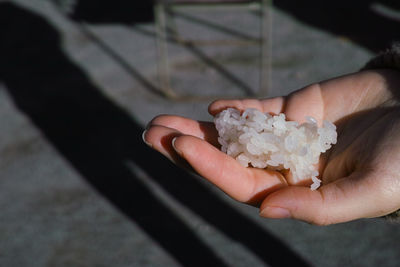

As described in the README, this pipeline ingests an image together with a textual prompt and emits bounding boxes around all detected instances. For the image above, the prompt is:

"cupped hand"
[144,69,400,225]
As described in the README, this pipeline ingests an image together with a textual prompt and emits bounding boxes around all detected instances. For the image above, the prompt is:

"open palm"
[144,69,400,225]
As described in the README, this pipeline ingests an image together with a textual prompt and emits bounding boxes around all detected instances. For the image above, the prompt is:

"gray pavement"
[1,0,400,266]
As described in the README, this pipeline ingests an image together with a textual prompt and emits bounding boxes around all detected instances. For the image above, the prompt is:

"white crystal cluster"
[214,108,337,190]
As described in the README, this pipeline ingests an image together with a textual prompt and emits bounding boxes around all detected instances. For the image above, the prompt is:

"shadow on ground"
[69,0,400,53]
[274,0,400,53]
[70,0,154,24]
[0,3,310,266]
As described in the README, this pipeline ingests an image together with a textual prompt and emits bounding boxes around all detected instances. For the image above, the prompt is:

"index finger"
[172,135,288,205]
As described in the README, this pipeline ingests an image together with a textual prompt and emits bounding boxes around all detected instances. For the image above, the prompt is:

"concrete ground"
[1,0,400,266]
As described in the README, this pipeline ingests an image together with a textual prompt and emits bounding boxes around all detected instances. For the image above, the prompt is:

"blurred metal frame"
[154,0,273,99]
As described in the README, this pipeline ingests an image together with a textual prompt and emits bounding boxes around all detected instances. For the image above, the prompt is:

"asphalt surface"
[1,0,400,266]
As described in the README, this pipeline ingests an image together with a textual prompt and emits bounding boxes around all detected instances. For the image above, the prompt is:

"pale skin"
[143,69,400,225]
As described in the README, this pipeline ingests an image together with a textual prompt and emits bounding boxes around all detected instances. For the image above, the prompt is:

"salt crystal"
[214,108,337,190]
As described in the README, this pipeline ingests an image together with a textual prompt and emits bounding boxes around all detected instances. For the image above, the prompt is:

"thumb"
[259,171,389,225]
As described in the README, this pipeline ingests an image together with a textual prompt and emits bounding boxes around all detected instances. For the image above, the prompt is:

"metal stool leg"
[154,0,272,100]
[155,2,178,98]
[259,0,272,97]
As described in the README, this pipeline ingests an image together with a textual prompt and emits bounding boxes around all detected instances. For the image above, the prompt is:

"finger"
[143,125,184,164]
[172,135,287,205]
[285,70,398,124]
[317,70,397,120]
[284,84,325,124]
[149,115,219,146]
[259,171,390,225]
[208,97,286,116]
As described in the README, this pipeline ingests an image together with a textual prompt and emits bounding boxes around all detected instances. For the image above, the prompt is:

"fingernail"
[142,130,152,148]
[172,137,181,155]
[260,207,291,219]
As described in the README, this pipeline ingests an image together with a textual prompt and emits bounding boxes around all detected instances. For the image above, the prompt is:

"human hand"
[143,69,400,225]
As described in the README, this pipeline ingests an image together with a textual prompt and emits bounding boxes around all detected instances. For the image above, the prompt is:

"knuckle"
[149,114,171,126]
[311,214,331,226]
